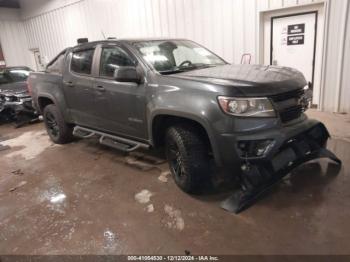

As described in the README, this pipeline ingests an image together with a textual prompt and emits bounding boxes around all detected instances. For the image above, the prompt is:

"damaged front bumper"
[0,95,38,125]
[221,120,341,213]
[0,97,33,112]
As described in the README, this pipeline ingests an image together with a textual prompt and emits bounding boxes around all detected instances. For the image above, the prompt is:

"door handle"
[64,81,74,87]
[94,85,106,92]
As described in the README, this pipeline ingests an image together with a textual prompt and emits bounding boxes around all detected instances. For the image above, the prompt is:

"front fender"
[144,76,233,167]
[148,108,223,167]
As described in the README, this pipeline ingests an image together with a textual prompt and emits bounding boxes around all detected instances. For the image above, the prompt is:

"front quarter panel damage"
[221,122,342,213]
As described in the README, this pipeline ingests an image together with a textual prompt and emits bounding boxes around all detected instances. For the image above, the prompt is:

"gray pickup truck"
[29,39,341,213]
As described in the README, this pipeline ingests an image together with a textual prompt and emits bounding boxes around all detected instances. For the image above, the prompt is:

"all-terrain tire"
[165,124,211,194]
[43,104,74,144]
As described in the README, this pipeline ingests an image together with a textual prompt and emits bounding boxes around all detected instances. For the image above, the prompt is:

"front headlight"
[4,96,19,102]
[218,96,276,117]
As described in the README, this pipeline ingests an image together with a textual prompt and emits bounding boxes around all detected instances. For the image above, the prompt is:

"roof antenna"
[101,30,106,40]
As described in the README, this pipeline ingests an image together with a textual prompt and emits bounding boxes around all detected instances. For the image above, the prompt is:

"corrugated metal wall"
[340,0,350,113]
[3,0,349,112]
[0,9,31,67]
[321,0,350,113]
[21,0,252,63]
[21,0,323,64]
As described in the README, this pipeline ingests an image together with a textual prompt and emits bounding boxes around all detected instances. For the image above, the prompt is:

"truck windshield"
[0,68,32,85]
[133,40,226,75]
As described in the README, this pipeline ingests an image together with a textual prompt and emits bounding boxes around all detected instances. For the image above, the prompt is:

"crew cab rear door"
[62,47,105,127]
[92,43,147,140]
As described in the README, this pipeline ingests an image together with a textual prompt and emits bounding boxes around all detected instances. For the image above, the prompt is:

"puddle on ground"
[37,176,67,214]
[50,193,66,204]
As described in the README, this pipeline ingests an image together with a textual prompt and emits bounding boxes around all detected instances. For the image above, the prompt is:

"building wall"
[20,0,325,65]
[340,1,350,113]
[0,8,32,67]
[321,0,350,113]
[1,0,348,112]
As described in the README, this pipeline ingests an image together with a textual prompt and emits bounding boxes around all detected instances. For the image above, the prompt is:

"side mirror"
[113,66,141,84]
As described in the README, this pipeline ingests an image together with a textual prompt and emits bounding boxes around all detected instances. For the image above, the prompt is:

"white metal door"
[32,49,45,71]
[271,12,317,88]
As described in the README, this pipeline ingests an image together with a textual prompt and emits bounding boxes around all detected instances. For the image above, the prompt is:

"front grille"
[270,88,305,123]
[270,88,305,102]
[279,105,304,123]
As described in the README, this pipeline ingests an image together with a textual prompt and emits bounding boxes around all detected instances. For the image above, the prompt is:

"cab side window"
[71,49,94,75]
[100,47,134,78]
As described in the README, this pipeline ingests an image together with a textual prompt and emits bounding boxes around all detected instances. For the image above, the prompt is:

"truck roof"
[71,38,189,51]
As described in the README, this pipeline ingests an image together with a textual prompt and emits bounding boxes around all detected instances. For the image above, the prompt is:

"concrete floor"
[0,110,349,255]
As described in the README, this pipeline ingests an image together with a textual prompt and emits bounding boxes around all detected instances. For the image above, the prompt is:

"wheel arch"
[37,95,56,113]
[37,93,72,123]
[150,112,222,166]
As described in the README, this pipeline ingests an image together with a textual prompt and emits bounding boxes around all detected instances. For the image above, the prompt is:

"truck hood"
[172,64,307,96]
[0,81,29,96]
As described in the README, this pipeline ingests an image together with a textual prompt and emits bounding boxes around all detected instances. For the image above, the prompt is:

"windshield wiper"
[159,63,222,75]
[179,63,221,71]
[159,68,187,75]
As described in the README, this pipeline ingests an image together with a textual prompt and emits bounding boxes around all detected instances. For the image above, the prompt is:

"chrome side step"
[73,126,149,152]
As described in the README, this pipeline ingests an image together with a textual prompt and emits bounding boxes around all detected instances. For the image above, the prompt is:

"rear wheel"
[43,104,73,144]
[165,124,211,193]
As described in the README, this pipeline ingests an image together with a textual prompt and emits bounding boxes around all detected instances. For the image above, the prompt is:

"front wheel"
[165,124,211,193]
[43,104,74,144]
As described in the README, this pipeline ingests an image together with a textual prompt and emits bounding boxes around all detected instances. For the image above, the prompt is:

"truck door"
[63,48,107,128]
[93,44,147,139]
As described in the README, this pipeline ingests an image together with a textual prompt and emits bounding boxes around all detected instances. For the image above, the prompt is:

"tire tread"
[166,124,210,193]
[43,104,74,144]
